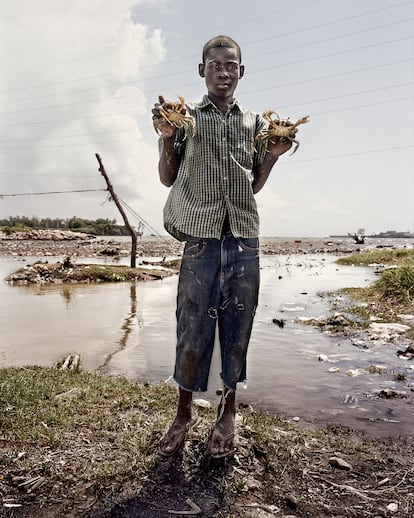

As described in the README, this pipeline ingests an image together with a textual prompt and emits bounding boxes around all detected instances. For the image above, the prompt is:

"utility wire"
[0,93,412,151]
[0,56,411,129]
[3,16,413,105]
[1,0,412,94]
[0,80,411,144]
[117,197,174,249]
[0,189,106,198]
[1,35,412,116]
[1,142,413,179]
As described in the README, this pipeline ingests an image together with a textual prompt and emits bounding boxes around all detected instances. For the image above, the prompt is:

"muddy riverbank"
[0,229,363,258]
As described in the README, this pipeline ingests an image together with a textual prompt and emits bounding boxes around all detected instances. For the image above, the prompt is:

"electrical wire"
[0,189,107,198]
[1,1,412,95]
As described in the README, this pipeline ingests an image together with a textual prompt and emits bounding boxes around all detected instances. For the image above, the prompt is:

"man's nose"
[217,67,230,77]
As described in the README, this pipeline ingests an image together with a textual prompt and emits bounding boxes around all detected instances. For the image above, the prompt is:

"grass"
[0,366,181,512]
[2,365,414,517]
[336,248,414,267]
[336,248,414,306]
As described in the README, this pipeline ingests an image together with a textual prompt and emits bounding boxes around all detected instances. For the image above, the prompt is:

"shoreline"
[0,230,368,259]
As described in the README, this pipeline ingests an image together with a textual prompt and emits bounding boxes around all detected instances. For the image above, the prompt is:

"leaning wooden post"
[95,153,137,268]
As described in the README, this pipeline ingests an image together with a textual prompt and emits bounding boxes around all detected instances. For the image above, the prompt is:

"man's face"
[199,46,244,99]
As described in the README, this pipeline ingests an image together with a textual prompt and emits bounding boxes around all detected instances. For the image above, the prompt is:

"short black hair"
[202,35,242,64]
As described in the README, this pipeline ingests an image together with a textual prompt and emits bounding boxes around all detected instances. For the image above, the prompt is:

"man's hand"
[266,134,296,157]
[152,95,178,139]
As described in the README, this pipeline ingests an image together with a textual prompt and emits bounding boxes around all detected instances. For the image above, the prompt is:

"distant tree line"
[0,216,133,236]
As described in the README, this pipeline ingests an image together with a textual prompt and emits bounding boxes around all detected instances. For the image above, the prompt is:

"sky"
[0,0,413,238]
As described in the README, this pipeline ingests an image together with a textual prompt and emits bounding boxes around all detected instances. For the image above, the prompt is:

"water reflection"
[97,284,144,374]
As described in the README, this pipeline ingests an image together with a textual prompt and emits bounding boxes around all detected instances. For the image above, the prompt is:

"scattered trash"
[386,502,398,513]
[352,340,369,349]
[281,302,306,312]
[376,389,407,399]
[368,322,410,342]
[193,398,211,409]
[346,368,365,377]
[168,497,201,515]
[397,345,414,359]
[59,353,80,371]
[272,318,285,328]
[342,394,358,405]
[329,456,353,471]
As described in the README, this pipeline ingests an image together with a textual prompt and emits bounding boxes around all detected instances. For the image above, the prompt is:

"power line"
[247,36,413,77]
[1,143,413,180]
[0,189,107,198]
[1,1,412,95]
[283,144,414,164]
[0,35,411,117]
[0,56,411,130]
[0,128,135,143]
[3,16,413,105]
[118,197,170,246]
[0,81,411,145]
[0,92,412,151]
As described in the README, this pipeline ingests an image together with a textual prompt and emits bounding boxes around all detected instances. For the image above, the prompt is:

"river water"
[1,248,413,438]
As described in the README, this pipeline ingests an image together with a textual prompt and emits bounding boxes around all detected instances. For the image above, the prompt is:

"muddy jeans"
[174,231,260,392]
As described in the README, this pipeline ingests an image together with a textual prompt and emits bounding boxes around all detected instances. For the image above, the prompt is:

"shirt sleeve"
[157,127,187,157]
[253,112,268,167]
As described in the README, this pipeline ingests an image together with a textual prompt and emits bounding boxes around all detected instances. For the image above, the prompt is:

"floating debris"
[272,317,285,328]
[397,345,414,359]
[346,368,365,377]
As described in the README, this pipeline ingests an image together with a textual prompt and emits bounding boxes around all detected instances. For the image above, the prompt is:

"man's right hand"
[152,95,178,139]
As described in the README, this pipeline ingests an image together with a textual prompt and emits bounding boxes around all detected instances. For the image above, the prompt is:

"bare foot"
[159,413,198,456]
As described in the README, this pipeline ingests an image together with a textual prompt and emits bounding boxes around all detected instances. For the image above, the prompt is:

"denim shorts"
[174,232,260,392]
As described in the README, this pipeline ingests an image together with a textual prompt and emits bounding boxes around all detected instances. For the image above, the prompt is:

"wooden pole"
[95,153,137,268]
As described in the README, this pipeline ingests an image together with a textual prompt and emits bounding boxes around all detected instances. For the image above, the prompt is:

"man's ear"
[198,63,205,77]
[239,65,245,79]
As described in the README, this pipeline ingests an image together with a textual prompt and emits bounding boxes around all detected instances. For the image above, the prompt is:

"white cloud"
[0,1,168,233]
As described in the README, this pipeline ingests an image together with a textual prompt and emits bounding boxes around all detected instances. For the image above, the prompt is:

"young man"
[152,35,292,458]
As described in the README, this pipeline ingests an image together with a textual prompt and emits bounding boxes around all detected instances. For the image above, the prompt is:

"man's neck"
[208,93,235,114]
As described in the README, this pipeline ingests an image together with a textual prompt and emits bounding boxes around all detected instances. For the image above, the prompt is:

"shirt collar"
[198,94,242,112]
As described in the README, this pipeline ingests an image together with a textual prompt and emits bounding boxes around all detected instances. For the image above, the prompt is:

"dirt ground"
[84,431,414,518]
[4,410,413,518]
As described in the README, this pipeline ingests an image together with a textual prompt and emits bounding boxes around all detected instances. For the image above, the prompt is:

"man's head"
[199,35,244,101]
[201,35,242,64]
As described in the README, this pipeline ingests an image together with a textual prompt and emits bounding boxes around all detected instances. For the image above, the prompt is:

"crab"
[255,111,310,155]
[153,95,196,138]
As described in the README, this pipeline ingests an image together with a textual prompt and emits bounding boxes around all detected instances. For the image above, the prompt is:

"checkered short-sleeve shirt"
[162,95,267,241]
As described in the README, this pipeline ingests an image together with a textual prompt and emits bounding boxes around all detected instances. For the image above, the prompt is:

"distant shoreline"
[329,234,414,239]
